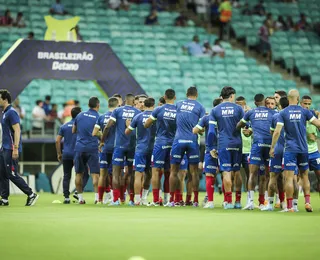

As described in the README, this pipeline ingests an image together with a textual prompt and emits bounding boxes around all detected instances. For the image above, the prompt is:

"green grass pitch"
[1,193,319,260]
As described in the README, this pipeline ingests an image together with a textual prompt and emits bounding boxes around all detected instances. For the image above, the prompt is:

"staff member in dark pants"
[55,107,89,204]
[0,89,39,206]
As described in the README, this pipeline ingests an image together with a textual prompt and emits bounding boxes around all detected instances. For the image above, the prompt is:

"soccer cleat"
[174,202,181,207]
[108,200,120,206]
[224,203,234,209]
[242,202,254,210]
[222,201,227,208]
[202,195,208,207]
[128,200,135,206]
[203,201,214,209]
[25,194,39,206]
[63,199,70,204]
[193,202,199,207]
[134,202,141,206]
[159,197,163,205]
[261,205,274,211]
[185,201,193,206]
[79,200,86,204]
[103,193,113,205]
[293,207,299,212]
[148,202,160,207]
[280,208,294,213]
[274,203,281,208]
[94,200,98,204]
[141,199,149,206]
[73,192,79,201]
[234,202,242,209]
[96,201,103,205]
[165,202,175,207]
[305,203,313,212]
[256,204,265,210]
[0,199,9,206]
[180,201,185,207]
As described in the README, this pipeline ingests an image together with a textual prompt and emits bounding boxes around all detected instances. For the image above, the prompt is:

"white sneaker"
[103,192,113,204]
[141,199,149,206]
[293,206,299,212]
[203,201,214,209]
[256,204,265,210]
[222,201,227,207]
[261,205,273,211]
[280,208,294,213]
[148,202,160,207]
[242,202,254,210]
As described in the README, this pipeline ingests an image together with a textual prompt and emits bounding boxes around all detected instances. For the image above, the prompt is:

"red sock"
[174,189,181,203]
[225,192,232,203]
[287,198,293,209]
[164,172,170,193]
[186,194,191,203]
[279,191,285,202]
[153,189,159,203]
[129,189,134,202]
[222,182,226,202]
[304,194,310,204]
[170,192,174,202]
[194,191,199,203]
[105,185,111,193]
[113,189,120,202]
[258,194,265,205]
[235,191,241,203]
[98,186,104,201]
[206,176,214,202]
[119,185,124,201]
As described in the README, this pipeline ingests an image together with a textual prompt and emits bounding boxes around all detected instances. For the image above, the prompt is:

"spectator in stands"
[212,39,225,58]
[50,0,68,15]
[32,100,48,132]
[183,35,204,56]
[13,12,26,28]
[266,13,275,35]
[46,103,58,129]
[296,13,310,31]
[258,20,271,62]
[274,15,287,31]
[13,98,25,119]
[145,9,159,25]
[218,0,232,40]
[241,2,252,15]
[203,41,213,56]
[74,100,80,106]
[0,9,13,26]
[286,16,295,31]
[195,0,208,21]
[108,0,129,11]
[175,12,188,27]
[253,0,265,16]
[43,95,52,115]
[210,0,220,26]
[27,32,34,40]
[232,0,241,8]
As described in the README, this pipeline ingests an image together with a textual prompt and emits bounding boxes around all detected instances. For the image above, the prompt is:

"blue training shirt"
[74,109,100,153]
[150,104,177,145]
[270,113,285,155]
[208,102,244,149]
[96,111,115,153]
[111,105,141,149]
[278,105,315,153]
[242,106,277,145]
[196,115,217,152]
[174,99,205,142]
[2,105,22,152]
[129,110,156,154]
[58,119,76,160]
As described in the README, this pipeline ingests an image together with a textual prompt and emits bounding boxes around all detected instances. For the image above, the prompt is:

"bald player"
[270,89,320,212]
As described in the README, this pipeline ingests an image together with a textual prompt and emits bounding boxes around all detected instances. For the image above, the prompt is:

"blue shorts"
[241,153,249,168]
[179,155,189,171]
[308,151,320,171]
[134,153,152,172]
[171,140,200,164]
[249,143,270,166]
[99,152,113,173]
[204,151,218,174]
[112,147,134,167]
[283,152,309,171]
[269,153,283,174]
[151,143,171,170]
[74,151,100,174]
[218,148,241,172]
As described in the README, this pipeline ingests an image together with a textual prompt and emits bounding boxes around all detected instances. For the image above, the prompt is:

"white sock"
[268,197,274,205]
[264,191,268,201]
[159,189,163,198]
[142,189,148,200]
[293,199,298,207]
[78,193,83,201]
[134,194,141,203]
[275,193,280,203]
[164,193,170,201]
[95,193,99,201]
[249,190,254,203]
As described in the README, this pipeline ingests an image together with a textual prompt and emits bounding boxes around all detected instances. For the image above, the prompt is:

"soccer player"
[262,97,288,211]
[193,98,221,209]
[0,89,39,206]
[56,106,90,204]
[145,89,177,206]
[300,95,320,196]
[112,93,123,107]
[125,97,156,205]
[238,94,277,210]
[100,94,140,205]
[73,97,100,204]
[170,86,205,207]
[274,90,287,108]
[270,89,320,212]
[158,97,166,106]
[265,96,276,110]
[93,97,119,204]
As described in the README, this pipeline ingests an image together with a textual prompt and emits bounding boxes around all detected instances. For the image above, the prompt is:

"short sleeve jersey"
[2,105,22,152]
[270,113,285,155]
[197,115,217,152]
[96,111,115,153]
[58,119,76,160]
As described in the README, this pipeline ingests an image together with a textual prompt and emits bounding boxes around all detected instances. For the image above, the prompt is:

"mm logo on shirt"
[180,105,194,111]
[222,109,234,115]
[289,114,301,120]
[255,112,268,118]
[122,112,135,118]
[163,111,176,118]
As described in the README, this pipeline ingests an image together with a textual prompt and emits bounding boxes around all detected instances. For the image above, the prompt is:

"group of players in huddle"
[55,86,320,212]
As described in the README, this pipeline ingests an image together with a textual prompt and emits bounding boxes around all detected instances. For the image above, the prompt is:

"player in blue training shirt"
[56,107,89,204]
[270,89,320,212]
[193,98,222,209]
[237,94,277,210]
[92,97,118,204]
[125,98,156,205]
[73,97,100,204]
[208,86,244,209]
[170,86,205,207]
[144,89,177,206]
[100,94,140,206]
[261,97,288,211]
[0,89,39,206]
